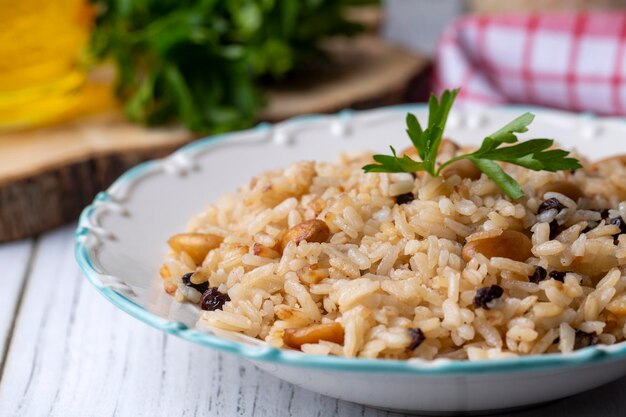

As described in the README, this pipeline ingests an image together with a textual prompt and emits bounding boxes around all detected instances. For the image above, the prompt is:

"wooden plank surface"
[1,225,626,417]
[0,238,33,370]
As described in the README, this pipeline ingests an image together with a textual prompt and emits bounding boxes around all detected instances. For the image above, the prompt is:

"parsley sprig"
[89,0,366,133]
[362,89,582,199]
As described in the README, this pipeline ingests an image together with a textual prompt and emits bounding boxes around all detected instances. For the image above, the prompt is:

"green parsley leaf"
[425,89,459,173]
[485,112,534,143]
[405,113,425,161]
[363,146,425,173]
[468,157,525,200]
[362,88,582,200]
[368,89,459,176]
[474,112,534,155]
[89,0,369,133]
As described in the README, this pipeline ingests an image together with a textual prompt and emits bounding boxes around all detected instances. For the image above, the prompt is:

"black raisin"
[538,198,566,214]
[529,266,547,283]
[396,193,415,205]
[549,270,567,282]
[473,285,504,310]
[200,287,230,311]
[574,330,599,350]
[182,272,209,294]
[549,220,562,240]
[408,328,426,350]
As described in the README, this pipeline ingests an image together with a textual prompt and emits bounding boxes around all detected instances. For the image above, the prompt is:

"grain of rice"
[544,286,572,307]
[533,302,564,318]
[507,326,538,343]
[335,278,380,312]
[531,328,559,354]
[284,280,322,321]
[301,343,331,355]
[559,322,575,353]
[389,180,414,197]
[443,218,472,237]
[456,199,478,216]
[587,224,621,239]
[490,257,536,276]
[533,240,564,256]
[446,268,461,302]
[571,233,587,257]
[242,254,275,267]
[474,317,502,348]
[377,245,400,276]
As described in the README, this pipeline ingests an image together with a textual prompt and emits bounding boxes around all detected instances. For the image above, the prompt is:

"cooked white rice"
[160,147,626,360]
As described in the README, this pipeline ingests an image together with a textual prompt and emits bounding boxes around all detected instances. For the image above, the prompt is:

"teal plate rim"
[75,103,626,375]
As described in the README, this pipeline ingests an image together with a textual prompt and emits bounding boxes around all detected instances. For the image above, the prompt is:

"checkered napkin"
[434,13,626,115]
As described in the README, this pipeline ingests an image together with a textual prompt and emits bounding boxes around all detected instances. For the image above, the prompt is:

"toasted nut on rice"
[281,219,330,251]
[168,233,223,265]
[441,159,481,180]
[462,230,532,262]
[536,181,583,202]
[283,322,345,349]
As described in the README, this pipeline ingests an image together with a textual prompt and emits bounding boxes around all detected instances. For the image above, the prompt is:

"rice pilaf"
[160,146,626,360]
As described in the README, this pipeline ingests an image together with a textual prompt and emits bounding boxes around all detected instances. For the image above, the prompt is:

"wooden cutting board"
[0,36,428,242]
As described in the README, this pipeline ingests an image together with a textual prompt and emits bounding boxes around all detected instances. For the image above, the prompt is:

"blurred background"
[2,0,626,243]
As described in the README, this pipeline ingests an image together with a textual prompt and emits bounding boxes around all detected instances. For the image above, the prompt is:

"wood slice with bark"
[0,112,193,242]
[0,36,428,242]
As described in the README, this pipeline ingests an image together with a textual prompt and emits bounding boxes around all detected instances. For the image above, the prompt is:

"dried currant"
[408,328,426,350]
[574,330,599,350]
[200,287,230,311]
[549,220,563,240]
[473,285,504,310]
[549,271,568,282]
[538,198,566,214]
[396,193,415,205]
[529,266,547,284]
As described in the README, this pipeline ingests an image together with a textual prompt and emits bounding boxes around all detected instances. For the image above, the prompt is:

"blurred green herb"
[90,0,368,133]
[362,89,582,199]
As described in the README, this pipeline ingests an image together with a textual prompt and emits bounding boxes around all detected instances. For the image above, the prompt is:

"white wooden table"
[1,225,625,417]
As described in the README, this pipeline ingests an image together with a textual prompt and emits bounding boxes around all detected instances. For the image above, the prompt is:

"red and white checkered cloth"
[434,13,626,115]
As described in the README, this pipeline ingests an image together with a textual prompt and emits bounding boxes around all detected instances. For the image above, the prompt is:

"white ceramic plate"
[76,105,626,414]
